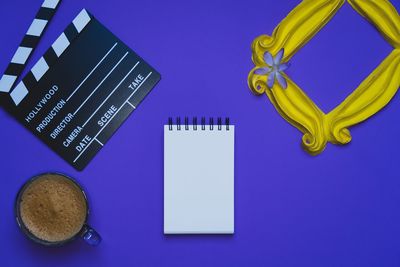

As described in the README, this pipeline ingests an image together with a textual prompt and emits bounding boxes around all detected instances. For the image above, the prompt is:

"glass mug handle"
[81,224,102,246]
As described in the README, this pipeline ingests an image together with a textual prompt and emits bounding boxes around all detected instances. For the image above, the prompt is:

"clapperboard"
[0,0,160,170]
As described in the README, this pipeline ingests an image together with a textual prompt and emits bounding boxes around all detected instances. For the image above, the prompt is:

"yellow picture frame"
[248,0,400,155]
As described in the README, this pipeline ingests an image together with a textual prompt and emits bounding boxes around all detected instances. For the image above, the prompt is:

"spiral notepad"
[164,117,234,234]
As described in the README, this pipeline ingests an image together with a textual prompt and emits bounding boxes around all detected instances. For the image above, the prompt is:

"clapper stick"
[0,0,62,103]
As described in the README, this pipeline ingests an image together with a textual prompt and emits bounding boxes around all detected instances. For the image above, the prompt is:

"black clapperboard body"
[0,1,160,170]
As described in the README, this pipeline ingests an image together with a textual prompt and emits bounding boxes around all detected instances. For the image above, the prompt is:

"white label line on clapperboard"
[73,51,129,116]
[73,71,153,163]
[81,61,140,128]
[127,101,136,109]
[95,138,104,146]
[66,42,118,102]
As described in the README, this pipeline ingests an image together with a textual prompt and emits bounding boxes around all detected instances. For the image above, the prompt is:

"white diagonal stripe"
[52,33,70,57]
[42,0,59,9]
[11,47,32,64]
[11,82,29,105]
[73,9,91,33]
[27,19,48,36]
[0,74,17,92]
[31,57,49,81]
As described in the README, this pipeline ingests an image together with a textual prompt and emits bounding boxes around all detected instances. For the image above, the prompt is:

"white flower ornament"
[254,49,290,89]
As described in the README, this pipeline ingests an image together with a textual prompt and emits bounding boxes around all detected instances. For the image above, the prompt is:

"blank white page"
[164,124,234,234]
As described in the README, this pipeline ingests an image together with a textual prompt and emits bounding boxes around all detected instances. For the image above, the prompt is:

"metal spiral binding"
[168,117,173,130]
[176,117,181,130]
[193,117,197,130]
[168,117,230,131]
[184,117,189,130]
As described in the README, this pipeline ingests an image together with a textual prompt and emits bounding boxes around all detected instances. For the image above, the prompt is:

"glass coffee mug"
[15,172,101,246]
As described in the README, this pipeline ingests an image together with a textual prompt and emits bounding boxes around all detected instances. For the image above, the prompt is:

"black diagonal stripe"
[5,63,24,76]
[36,8,55,21]
[64,24,79,41]
[43,48,58,66]
[21,35,40,48]
[22,73,37,91]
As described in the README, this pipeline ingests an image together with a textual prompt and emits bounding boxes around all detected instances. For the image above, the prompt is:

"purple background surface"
[1,0,400,266]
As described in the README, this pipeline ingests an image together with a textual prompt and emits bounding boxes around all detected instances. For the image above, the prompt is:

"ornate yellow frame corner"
[248,0,400,155]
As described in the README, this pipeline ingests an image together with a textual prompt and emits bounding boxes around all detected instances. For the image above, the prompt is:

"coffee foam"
[19,174,87,243]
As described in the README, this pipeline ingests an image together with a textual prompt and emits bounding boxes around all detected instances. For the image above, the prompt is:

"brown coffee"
[19,174,87,243]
